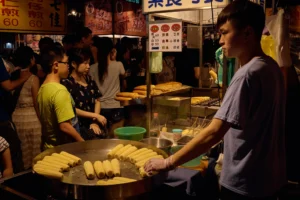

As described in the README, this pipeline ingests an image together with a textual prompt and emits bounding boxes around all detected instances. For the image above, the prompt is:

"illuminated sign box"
[143,0,228,13]
[0,0,66,33]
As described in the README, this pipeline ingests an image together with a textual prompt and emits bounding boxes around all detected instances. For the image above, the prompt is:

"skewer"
[200,116,207,129]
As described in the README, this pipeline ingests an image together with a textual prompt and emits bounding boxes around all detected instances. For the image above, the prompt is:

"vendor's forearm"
[172,119,229,167]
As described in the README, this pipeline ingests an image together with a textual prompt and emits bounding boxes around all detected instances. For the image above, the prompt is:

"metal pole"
[112,0,116,42]
[17,33,21,48]
[146,14,153,137]
[199,9,203,88]
[146,43,151,137]
[272,0,276,15]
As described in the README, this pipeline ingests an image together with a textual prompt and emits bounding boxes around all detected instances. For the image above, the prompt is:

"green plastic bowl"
[171,145,203,167]
[114,126,146,141]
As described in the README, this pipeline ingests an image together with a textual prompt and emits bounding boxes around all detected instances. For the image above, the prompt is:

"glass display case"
[149,87,220,142]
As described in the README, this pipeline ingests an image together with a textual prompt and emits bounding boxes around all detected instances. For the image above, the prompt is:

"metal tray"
[118,85,192,107]
[153,96,190,107]
[120,97,147,107]
[158,85,192,96]
[194,98,220,106]
[32,139,168,199]
[190,106,218,118]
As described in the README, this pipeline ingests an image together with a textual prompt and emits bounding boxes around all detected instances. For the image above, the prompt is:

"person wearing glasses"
[61,48,107,140]
[38,46,84,150]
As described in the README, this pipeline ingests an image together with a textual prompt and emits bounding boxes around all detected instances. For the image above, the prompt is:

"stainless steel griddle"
[32,139,168,199]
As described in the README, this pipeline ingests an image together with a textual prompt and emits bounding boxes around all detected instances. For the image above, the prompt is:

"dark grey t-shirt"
[90,61,125,108]
[214,56,286,197]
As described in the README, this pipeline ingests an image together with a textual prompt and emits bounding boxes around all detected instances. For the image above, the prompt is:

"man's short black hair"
[40,46,65,74]
[39,37,54,53]
[75,27,92,43]
[217,0,265,41]
[62,34,76,45]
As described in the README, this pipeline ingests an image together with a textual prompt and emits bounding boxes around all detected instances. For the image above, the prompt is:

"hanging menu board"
[149,20,182,52]
[0,0,66,33]
[85,1,113,35]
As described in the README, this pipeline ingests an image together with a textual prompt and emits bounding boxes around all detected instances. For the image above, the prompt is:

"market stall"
[2,0,300,199]
[0,1,227,199]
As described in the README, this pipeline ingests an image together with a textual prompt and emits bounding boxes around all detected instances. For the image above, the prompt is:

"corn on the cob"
[83,161,95,180]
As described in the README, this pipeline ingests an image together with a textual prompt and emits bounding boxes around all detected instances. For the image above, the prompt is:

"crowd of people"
[0,26,148,178]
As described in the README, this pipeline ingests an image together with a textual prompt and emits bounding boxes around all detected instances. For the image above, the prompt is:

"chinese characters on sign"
[114,0,146,36]
[149,20,182,52]
[0,0,66,33]
[84,1,112,35]
[28,0,44,29]
[49,0,62,27]
[143,0,228,13]
[1,0,20,28]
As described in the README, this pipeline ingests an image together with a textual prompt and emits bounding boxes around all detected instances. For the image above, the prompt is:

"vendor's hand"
[90,123,101,135]
[144,156,174,174]
[2,167,13,178]
[94,114,107,126]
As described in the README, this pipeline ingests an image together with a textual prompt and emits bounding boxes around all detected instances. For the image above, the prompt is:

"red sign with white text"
[114,0,146,36]
[84,1,113,35]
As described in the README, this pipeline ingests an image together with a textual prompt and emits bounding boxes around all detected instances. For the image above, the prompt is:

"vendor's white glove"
[144,156,174,174]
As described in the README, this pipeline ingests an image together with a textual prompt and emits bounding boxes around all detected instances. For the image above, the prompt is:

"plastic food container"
[114,126,146,141]
[172,129,182,142]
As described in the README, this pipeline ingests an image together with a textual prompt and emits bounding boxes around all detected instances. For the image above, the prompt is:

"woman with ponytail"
[89,37,125,138]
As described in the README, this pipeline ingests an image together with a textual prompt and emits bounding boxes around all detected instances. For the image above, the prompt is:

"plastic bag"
[150,52,163,73]
[261,35,277,62]
[266,9,292,67]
